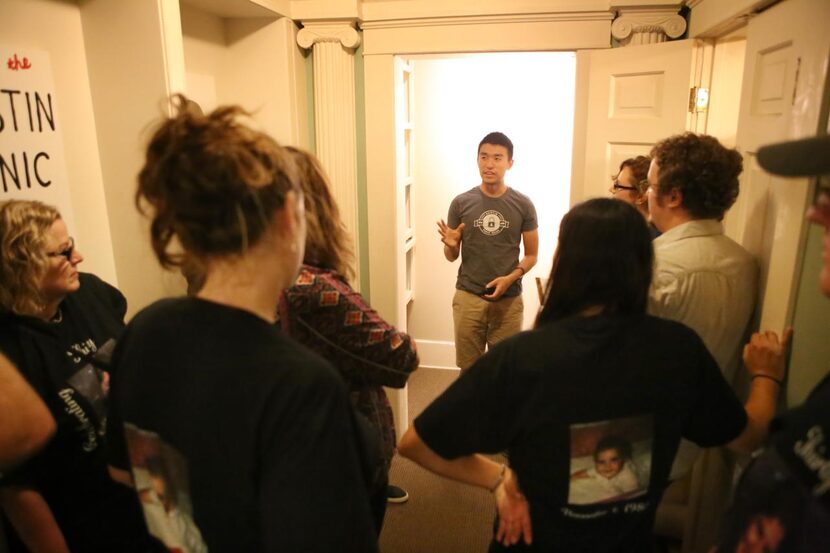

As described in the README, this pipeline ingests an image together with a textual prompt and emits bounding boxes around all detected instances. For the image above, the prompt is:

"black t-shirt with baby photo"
[0,273,155,553]
[716,375,830,553]
[415,313,747,552]
[107,297,379,553]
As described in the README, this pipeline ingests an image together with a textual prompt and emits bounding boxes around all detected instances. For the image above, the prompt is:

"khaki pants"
[452,289,524,370]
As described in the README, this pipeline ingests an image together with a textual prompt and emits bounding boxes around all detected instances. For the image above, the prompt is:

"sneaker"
[386,485,409,504]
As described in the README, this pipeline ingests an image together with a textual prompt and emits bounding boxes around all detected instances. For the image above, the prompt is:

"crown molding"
[360,11,613,30]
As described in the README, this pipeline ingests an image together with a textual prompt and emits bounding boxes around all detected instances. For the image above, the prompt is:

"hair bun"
[136,94,299,268]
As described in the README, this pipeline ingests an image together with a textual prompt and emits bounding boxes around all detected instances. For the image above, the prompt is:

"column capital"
[611,8,686,46]
[297,21,361,50]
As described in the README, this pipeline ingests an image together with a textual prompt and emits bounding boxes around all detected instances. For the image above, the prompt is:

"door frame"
[363,14,612,437]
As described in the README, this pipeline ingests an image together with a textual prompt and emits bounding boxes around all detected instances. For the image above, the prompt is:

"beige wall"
[181,5,310,147]
[81,0,188,317]
[1,0,118,286]
[2,1,310,319]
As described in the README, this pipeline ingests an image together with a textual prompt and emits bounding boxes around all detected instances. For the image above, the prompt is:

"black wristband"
[752,373,783,386]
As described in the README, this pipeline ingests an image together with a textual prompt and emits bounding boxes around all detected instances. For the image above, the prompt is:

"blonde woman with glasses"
[0,200,155,553]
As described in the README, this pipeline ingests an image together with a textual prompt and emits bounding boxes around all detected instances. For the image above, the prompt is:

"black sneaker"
[386,485,409,504]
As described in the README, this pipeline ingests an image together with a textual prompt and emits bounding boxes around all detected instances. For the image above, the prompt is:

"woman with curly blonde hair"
[0,200,154,553]
[0,201,64,316]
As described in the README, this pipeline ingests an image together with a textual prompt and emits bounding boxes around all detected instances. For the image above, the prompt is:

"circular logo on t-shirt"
[475,210,510,236]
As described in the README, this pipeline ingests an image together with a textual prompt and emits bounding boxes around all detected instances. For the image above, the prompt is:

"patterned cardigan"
[278,265,419,471]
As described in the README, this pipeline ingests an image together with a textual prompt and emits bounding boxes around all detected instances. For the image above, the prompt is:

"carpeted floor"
[376,367,681,553]
[379,367,496,553]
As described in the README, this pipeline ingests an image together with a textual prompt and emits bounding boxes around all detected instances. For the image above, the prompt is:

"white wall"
[0,0,117,286]
[81,0,188,317]
[408,53,576,369]
[181,5,310,147]
[181,4,226,112]
[705,35,746,148]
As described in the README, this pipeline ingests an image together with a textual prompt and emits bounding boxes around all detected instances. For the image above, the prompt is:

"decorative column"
[611,8,687,46]
[297,21,362,286]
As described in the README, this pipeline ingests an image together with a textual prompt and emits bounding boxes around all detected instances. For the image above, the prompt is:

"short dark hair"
[536,198,653,325]
[650,133,742,220]
[479,132,513,160]
[595,435,633,461]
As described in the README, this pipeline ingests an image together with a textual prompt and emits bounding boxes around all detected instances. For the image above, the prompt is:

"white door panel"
[576,39,701,202]
[731,0,830,337]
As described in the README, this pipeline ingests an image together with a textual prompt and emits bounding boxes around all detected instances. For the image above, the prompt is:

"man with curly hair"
[646,133,757,479]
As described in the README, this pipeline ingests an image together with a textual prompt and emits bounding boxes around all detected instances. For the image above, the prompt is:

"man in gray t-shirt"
[438,132,538,370]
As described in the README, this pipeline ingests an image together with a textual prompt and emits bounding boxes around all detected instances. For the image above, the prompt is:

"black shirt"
[107,297,379,553]
[716,374,830,553]
[415,314,747,552]
[0,273,153,553]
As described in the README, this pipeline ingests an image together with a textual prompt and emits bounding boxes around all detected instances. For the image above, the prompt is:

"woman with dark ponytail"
[107,96,378,552]
[401,198,782,552]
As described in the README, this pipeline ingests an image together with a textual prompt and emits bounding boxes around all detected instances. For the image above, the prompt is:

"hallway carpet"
[379,367,496,553]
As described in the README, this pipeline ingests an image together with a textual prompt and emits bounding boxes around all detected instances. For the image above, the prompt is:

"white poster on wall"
[0,46,74,228]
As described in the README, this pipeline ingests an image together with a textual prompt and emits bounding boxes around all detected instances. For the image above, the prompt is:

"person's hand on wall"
[743,328,793,384]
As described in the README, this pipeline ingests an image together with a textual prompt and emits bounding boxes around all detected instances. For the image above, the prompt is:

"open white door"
[386,56,415,440]
[573,39,708,203]
[729,0,830,343]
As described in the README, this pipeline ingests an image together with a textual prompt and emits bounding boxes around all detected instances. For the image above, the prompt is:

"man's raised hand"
[437,220,465,249]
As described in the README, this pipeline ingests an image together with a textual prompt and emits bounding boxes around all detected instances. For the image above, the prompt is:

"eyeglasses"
[47,237,75,261]
[610,179,648,193]
[610,181,638,192]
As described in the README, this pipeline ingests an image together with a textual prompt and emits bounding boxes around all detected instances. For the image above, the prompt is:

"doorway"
[405,52,577,369]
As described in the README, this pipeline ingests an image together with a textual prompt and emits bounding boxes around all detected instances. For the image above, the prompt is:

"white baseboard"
[414,339,458,371]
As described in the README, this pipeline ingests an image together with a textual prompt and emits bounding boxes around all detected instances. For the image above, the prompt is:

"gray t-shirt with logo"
[447,186,538,297]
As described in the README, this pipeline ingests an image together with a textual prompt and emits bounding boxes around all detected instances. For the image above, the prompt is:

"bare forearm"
[729,329,791,454]
[518,254,537,274]
[0,487,70,553]
[502,254,538,286]
[0,355,55,470]
[444,244,460,262]
[728,378,780,454]
[398,427,503,490]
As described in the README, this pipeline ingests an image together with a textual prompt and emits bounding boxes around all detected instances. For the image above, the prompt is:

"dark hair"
[285,146,354,280]
[536,198,653,325]
[136,94,299,269]
[650,133,742,220]
[479,132,514,160]
[594,435,633,461]
[617,156,652,196]
[717,454,809,553]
